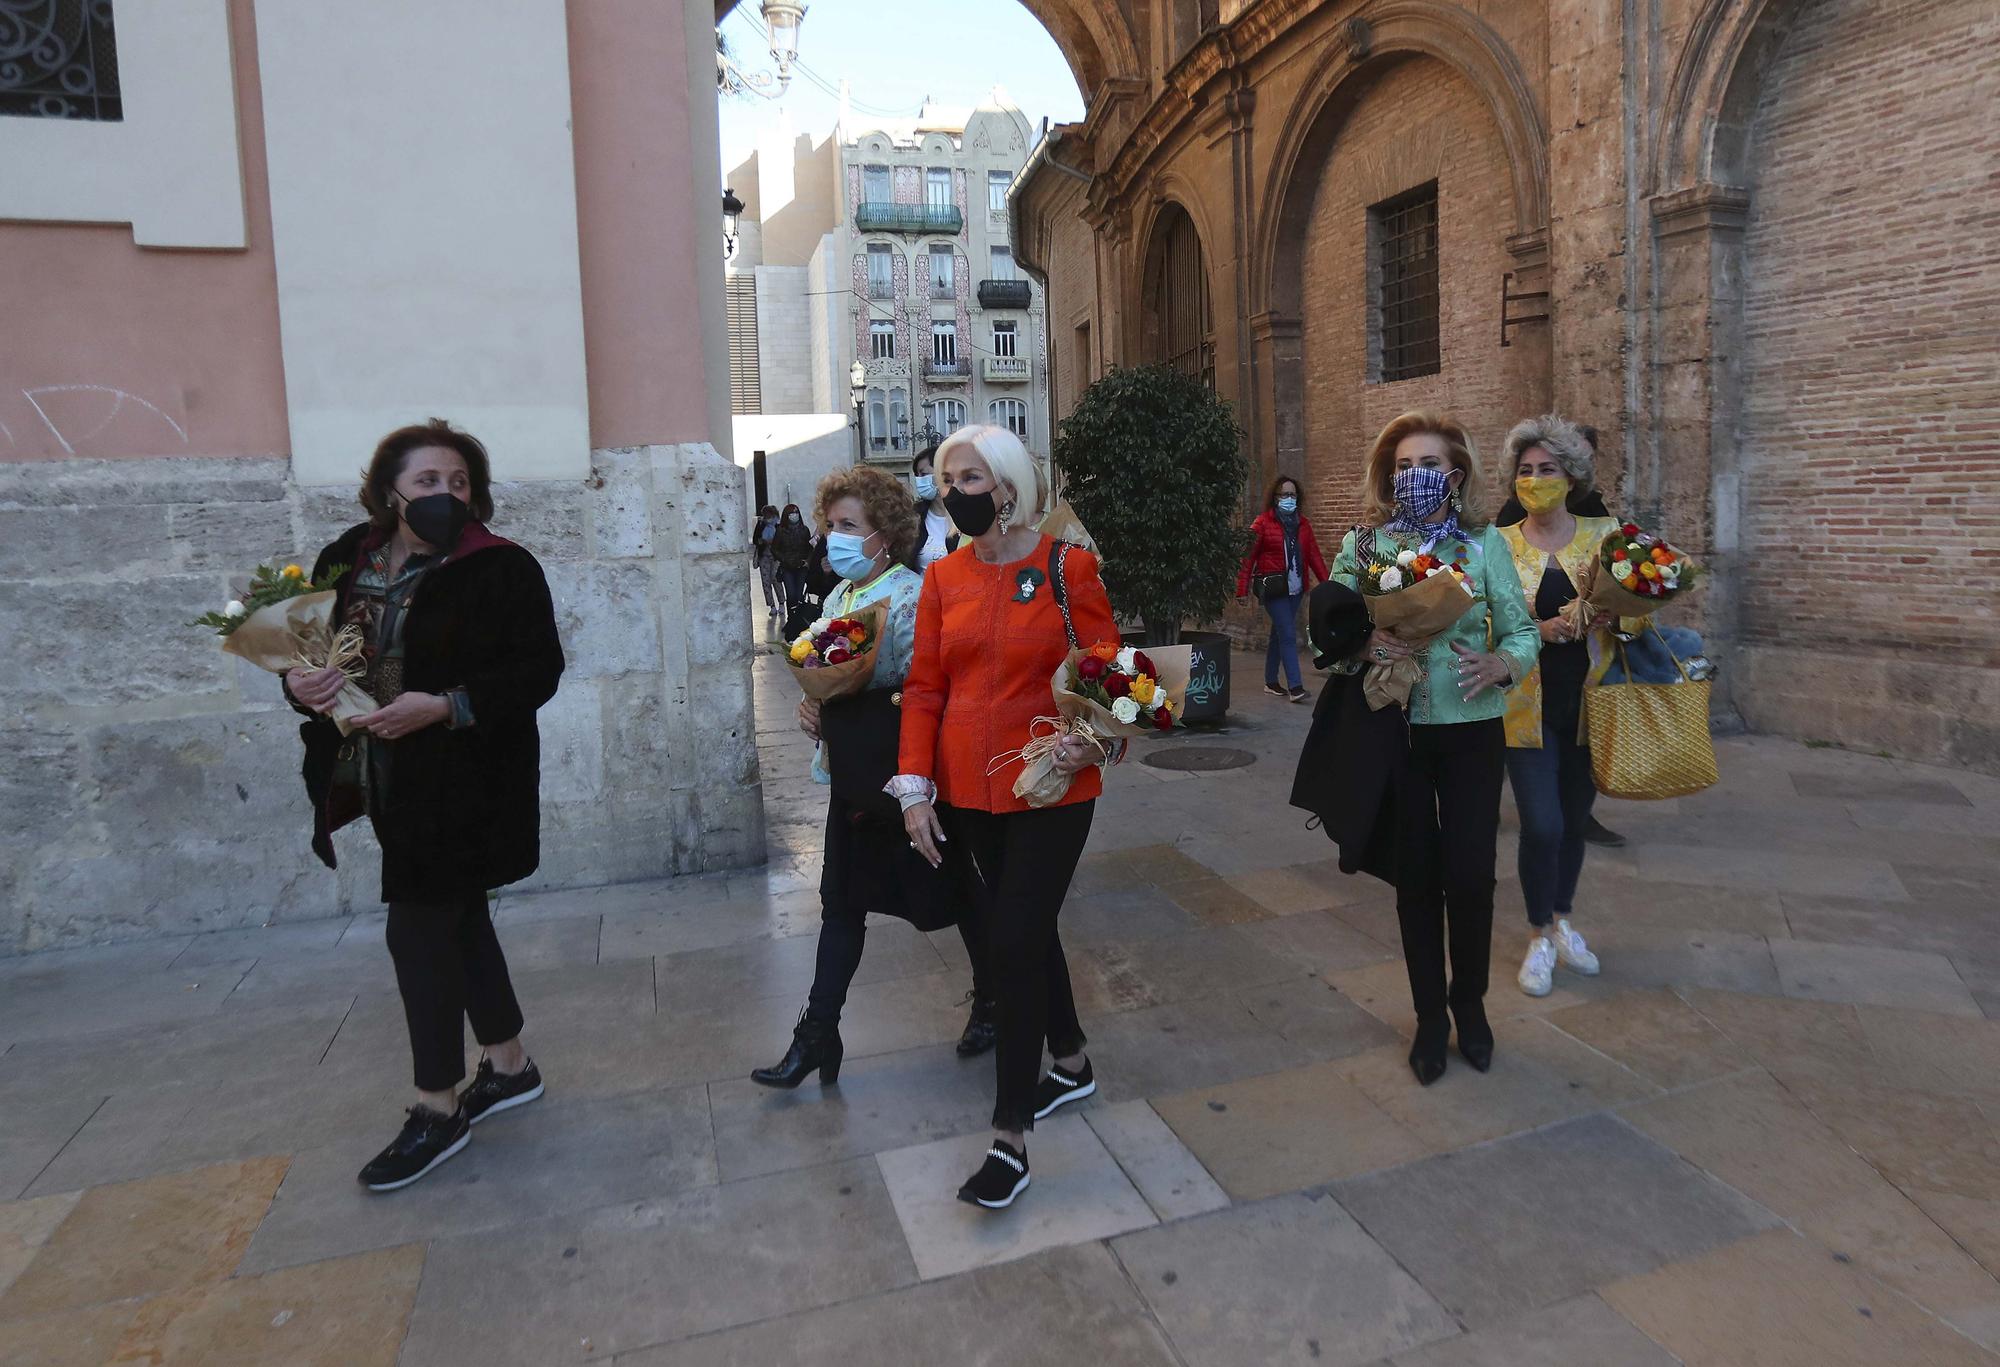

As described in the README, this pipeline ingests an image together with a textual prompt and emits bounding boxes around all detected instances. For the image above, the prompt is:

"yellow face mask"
[1515,475,1570,516]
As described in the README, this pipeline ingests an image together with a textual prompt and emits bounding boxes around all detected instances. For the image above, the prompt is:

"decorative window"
[928,398,966,435]
[991,320,1017,358]
[866,243,893,298]
[1,0,122,121]
[1141,202,1214,389]
[866,387,889,450]
[931,322,957,365]
[988,170,1010,214]
[869,319,895,359]
[862,164,891,204]
[928,244,955,298]
[988,246,1015,281]
[889,391,910,448]
[926,167,952,210]
[990,398,1029,439]
[1370,181,1440,383]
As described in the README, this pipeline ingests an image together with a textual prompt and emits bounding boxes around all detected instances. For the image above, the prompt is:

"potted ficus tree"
[1053,364,1249,722]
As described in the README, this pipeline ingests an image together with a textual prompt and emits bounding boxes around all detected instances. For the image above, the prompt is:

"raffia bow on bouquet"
[992,643,1195,807]
[222,590,376,735]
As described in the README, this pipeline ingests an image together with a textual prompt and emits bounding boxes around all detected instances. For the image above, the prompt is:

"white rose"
[1111,695,1141,725]
[808,617,832,637]
[224,600,247,618]
[1396,549,1417,567]
[1115,646,1138,674]
[1378,567,1404,590]
[1612,559,1635,580]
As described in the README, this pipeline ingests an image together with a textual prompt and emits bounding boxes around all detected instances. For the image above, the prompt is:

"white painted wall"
[754,267,814,414]
[0,0,245,247]
[255,0,589,485]
[733,413,858,513]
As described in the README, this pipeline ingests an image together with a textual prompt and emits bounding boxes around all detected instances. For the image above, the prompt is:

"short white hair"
[937,424,1046,522]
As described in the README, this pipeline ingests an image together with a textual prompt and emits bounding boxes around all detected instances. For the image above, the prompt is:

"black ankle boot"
[751,1013,843,1089]
[955,998,998,1058]
[1453,1001,1494,1073]
[1409,1017,1449,1087]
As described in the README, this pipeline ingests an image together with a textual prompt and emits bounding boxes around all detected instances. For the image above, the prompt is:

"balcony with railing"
[977,278,1032,310]
[854,202,964,235]
[922,357,971,383]
[982,356,1030,383]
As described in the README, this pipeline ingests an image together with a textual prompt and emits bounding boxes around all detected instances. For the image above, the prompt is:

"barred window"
[2,0,123,121]
[1370,182,1440,383]
[1140,203,1214,389]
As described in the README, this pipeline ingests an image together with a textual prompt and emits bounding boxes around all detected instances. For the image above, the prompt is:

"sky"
[715,0,1086,175]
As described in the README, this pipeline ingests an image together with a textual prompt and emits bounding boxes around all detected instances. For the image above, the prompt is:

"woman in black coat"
[771,503,815,614]
[285,418,564,1193]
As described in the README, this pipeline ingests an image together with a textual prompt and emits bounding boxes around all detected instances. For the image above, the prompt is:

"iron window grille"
[1370,181,1441,383]
[2,0,121,121]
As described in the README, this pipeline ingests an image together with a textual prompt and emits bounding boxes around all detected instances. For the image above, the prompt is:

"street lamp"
[721,187,745,260]
[849,360,867,463]
[761,1,807,89]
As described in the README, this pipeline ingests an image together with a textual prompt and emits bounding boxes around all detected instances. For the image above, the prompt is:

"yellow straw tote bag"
[1584,629,1719,800]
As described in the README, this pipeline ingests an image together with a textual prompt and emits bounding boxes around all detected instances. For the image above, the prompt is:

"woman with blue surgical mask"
[910,444,960,572]
[753,465,994,1089]
[1238,474,1330,702]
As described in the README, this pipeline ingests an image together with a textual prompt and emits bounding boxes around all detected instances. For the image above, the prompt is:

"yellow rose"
[282,564,304,579]
[1638,561,1660,580]
[1129,675,1156,705]
[1367,564,1386,575]
[788,638,814,663]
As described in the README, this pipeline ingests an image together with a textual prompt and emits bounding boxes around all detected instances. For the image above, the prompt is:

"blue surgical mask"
[1276,496,1298,514]
[914,474,937,501]
[825,529,881,581]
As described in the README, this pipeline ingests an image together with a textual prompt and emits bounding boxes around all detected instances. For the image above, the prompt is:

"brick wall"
[1737,0,2000,669]
[1296,56,1552,540]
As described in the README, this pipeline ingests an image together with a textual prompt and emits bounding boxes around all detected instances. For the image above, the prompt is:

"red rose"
[1611,548,1628,562]
[1104,674,1132,699]
[1621,523,1640,537]
[825,644,852,664]
[1133,651,1157,677]
[1078,655,1107,681]
[1153,706,1174,731]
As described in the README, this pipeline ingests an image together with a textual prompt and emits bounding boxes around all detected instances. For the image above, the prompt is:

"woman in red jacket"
[1237,474,1330,702]
[893,424,1123,1212]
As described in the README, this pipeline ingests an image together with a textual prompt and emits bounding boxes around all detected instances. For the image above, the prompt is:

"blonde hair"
[813,464,920,561]
[937,424,1047,527]
[1358,410,1488,530]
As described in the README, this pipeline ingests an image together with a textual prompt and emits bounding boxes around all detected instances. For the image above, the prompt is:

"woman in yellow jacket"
[1496,414,1617,998]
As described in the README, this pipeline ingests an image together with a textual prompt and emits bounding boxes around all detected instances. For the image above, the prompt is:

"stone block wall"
[0,444,763,954]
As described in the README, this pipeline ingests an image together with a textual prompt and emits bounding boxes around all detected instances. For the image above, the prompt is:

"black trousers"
[1392,719,1506,1025]
[385,890,526,1093]
[942,800,1094,1134]
[805,911,990,1025]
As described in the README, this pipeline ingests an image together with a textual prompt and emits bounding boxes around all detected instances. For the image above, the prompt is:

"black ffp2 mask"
[400,492,474,552]
[943,486,998,537]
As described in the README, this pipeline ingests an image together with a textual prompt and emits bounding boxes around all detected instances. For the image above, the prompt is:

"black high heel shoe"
[1409,1018,1449,1087]
[1453,1001,1494,1073]
[955,998,998,1058]
[751,1012,843,1089]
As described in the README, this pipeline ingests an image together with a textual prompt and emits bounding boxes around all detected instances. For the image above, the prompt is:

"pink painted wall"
[567,0,716,447]
[0,0,287,462]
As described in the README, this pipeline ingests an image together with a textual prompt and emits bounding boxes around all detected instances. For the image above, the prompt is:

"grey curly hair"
[1501,413,1595,506]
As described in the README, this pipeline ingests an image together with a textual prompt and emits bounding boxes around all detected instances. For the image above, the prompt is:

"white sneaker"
[1551,918,1600,976]
[1518,936,1556,997]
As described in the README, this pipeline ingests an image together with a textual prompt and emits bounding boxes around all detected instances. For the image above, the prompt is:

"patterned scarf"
[1385,466,1470,547]
[1274,503,1303,595]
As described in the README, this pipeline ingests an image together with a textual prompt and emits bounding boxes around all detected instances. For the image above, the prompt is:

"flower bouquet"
[784,601,889,701]
[1560,523,1701,635]
[190,562,374,735]
[1002,642,1195,807]
[1358,547,1481,711]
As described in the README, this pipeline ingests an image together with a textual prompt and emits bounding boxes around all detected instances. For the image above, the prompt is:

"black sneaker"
[956,1140,1030,1210]
[1583,817,1627,848]
[460,1056,545,1125]
[1288,687,1311,704]
[1032,1058,1096,1121]
[357,1106,470,1192]
[1263,682,1287,698]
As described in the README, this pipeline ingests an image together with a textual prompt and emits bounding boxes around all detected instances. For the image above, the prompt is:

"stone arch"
[1256,1,1547,320]
[713,0,1140,98]
[1134,193,1217,384]
[1652,0,1813,195]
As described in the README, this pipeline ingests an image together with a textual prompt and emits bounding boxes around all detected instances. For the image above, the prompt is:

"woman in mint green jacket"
[1326,411,1540,1086]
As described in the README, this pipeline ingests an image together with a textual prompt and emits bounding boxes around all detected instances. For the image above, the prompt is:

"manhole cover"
[1142,746,1257,772]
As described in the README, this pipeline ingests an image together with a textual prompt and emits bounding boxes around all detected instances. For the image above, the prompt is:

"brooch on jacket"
[1012,567,1046,603]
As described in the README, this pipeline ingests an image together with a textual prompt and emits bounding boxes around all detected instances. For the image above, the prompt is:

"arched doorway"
[1139,201,1215,388]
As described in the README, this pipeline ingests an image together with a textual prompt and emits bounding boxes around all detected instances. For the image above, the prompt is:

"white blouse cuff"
[885,774,936,810]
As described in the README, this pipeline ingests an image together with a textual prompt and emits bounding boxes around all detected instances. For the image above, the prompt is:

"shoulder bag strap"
[1048,540,1078,649]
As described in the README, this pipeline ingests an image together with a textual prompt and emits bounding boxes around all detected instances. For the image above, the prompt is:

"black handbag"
[1253,571,1291,601]
[819,688,903,821]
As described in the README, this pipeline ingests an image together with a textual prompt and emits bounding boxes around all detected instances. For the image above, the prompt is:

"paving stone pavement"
[3,626,1999,1365]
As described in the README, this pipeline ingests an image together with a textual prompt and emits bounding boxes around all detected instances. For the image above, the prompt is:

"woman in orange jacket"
[891,424,1122,1211]
[1237,474,1330,702]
